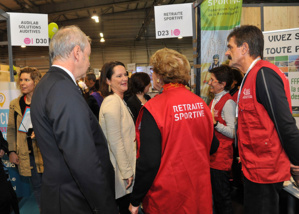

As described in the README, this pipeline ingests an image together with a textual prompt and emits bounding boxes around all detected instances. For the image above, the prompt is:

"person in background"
[129,48,219,214]
[86,75,104,119]
[0,131,19,214]
[229,68,243,103]
[7,67,43,209]
[226,25,299,214]
[31,25,118,214]
[99,61,136,214]
[85,72,97,94]
[208,65,236,214]
[126,72,151,123]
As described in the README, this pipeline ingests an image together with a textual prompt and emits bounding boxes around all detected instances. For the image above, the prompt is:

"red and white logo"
[243,88,250,96]
[242,88,252,99]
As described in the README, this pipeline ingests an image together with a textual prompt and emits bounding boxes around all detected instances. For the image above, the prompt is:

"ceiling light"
[100,38,105,43]
[91,11,99,22]
[21,45,26,48]
[99,32,104,37]
[178,36,183,39]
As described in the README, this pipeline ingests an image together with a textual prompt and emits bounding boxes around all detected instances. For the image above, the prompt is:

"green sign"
[201,0,243,30]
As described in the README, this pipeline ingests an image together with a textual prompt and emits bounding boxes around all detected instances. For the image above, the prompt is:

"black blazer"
[31,66,118,214]
[126,94,151,124]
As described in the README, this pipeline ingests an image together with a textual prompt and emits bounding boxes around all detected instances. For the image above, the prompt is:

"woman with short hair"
[208,64,236,214]
[7,67,43,209]
[129,48,219,214]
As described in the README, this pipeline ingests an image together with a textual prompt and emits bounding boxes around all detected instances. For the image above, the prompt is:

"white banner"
[154,3,193,39]
[0,82,20,139]
[263,28,299,108]
[263,28,299,57]
[8,12,48,46]
[289,72,299,107]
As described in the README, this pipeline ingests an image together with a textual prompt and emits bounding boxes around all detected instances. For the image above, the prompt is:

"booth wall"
[241,5,299,30]
[0,4,298,75]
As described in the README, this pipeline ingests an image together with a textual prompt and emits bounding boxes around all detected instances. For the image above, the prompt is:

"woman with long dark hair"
[99,61,136,214]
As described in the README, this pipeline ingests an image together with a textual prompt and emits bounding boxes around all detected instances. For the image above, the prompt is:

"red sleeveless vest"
[238,60,291,183]
[136,84,214,214]
[209,93,234,171]
[232,90,238,103]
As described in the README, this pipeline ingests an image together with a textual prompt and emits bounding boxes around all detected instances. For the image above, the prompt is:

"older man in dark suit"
[31,26,118,214]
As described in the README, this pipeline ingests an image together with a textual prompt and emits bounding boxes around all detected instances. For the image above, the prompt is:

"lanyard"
[123,100,134,120]
[236,57,261,117]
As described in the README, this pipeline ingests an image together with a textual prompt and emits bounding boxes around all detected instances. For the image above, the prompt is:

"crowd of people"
[0,24,299,214]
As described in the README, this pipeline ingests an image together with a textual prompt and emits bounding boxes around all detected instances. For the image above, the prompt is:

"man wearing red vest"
[225,25,299,214]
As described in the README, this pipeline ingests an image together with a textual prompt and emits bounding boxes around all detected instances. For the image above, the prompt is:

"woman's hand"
[211,109,216,124]
[126,176,134,189]
[31,131,35,139]
[9,152,19,165]
[129,203,139,214]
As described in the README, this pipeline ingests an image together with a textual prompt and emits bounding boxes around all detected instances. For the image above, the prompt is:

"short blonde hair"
[18,67,41,86]
[150,48,190,85]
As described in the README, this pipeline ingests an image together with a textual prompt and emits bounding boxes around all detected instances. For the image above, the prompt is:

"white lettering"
[174,114,179,121]
[173,102,206,121]
[192,103,197,110]
[0,112,8,125]
[173,106,178,112]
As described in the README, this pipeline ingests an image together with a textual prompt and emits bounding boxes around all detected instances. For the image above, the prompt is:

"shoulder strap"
[261,68,284,148]
[14,111,18,140]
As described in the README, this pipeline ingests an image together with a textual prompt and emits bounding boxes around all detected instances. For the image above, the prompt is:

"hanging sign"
[154,3,193,39]
[8,12,48,46]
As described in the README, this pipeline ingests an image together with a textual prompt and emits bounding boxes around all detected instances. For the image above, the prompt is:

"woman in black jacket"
[126,72,151,123]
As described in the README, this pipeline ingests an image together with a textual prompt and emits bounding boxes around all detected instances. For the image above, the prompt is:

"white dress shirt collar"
[52,65,77,85]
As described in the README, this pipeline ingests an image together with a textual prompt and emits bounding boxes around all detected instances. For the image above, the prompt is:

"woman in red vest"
[129,48,219,214]
[208,65,236,214]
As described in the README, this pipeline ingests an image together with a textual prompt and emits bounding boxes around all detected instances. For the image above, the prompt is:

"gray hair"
[49,25,91,63]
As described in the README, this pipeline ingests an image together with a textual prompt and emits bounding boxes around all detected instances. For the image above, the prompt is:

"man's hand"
[129,203,139,214]
[126,176,134,189]
[9,152,19,165]
[0,149,4,159]
[290,163,299,187]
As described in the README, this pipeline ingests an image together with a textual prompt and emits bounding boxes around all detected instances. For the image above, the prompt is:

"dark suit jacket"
[31,66,118,214]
